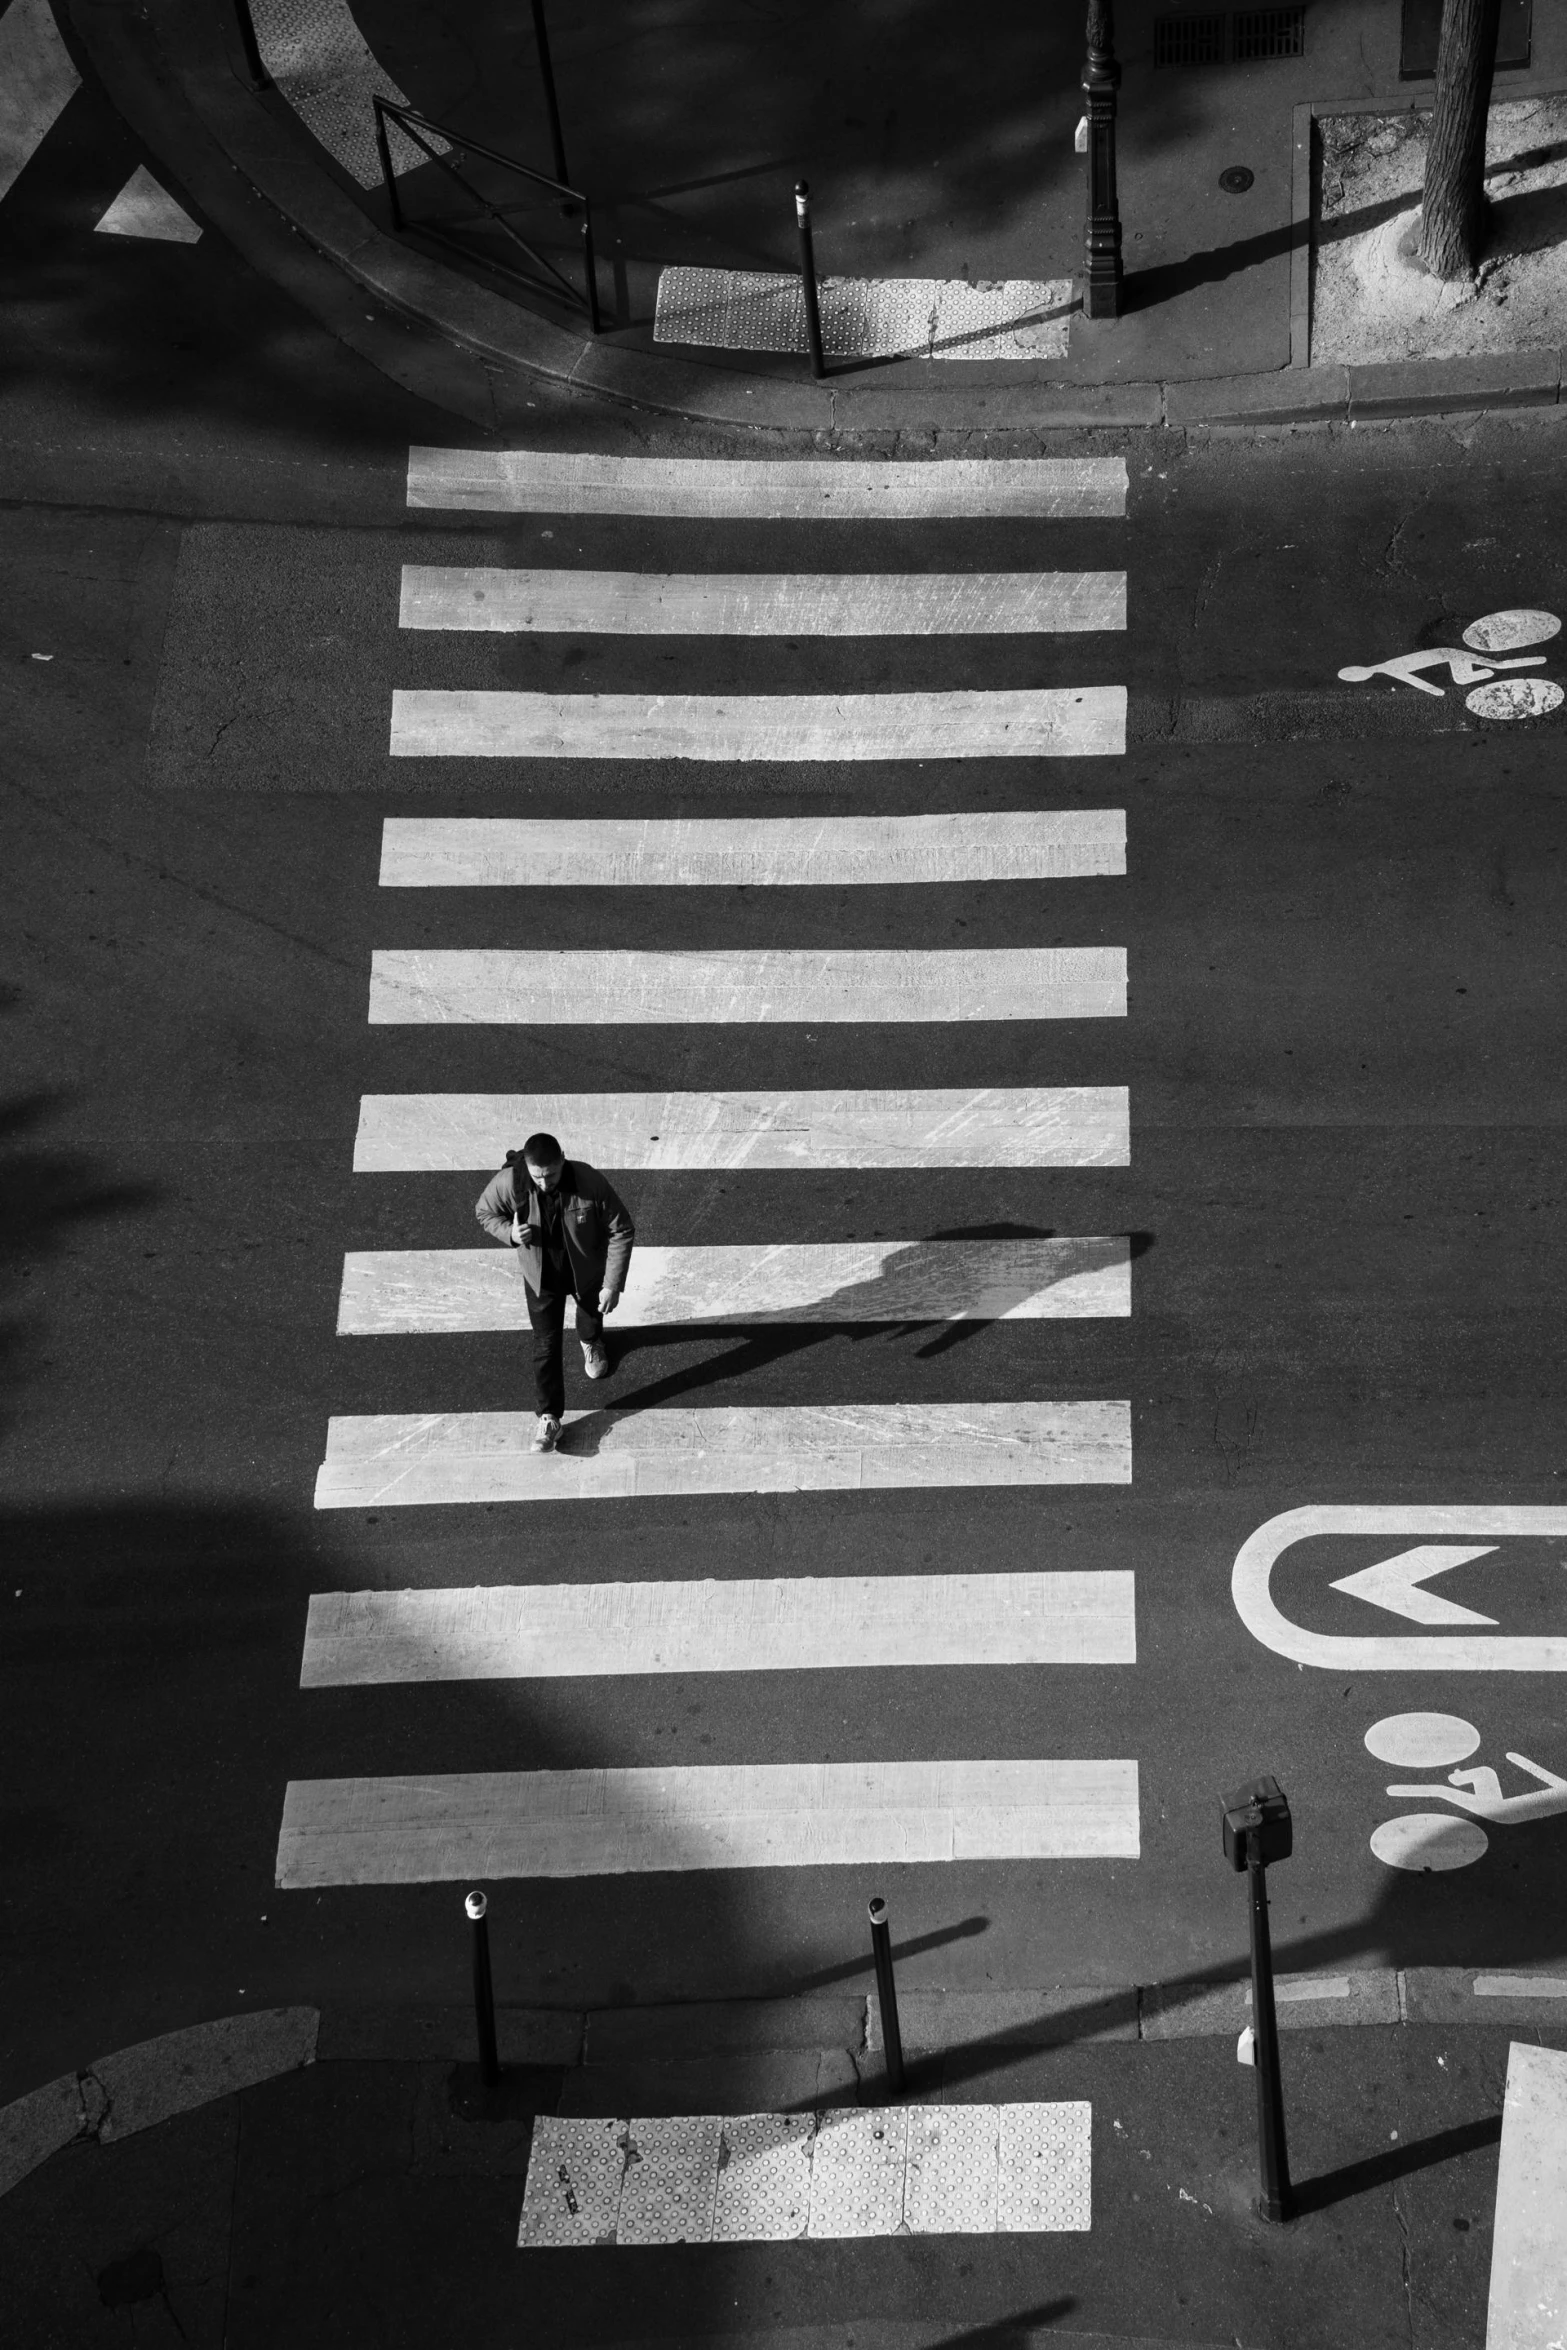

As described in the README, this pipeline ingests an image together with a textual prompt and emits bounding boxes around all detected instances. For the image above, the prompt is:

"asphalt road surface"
[6,43,1567,2136]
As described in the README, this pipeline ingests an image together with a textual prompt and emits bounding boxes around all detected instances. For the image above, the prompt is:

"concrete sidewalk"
[60,0,1567,435]
[3,1975,1565,2345]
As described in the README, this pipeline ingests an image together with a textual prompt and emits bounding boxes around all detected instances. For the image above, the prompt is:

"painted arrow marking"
[1329,1545,1498,1629]
[1231,1507,1567,1672]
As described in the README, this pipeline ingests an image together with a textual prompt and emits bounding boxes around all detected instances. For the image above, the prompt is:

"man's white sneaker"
[582,1339,611,1380]
[531,1415,561,1452]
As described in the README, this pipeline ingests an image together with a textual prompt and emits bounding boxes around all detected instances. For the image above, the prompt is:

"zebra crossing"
[353,1087,1130,1170]
[280,447,1138,1893]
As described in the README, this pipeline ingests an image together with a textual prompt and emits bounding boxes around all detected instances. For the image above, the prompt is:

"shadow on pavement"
[790,1911,990,1992]
[0,1087,156,1435]
[919,2305,1077,2347]
[1291,2112,1502,2216]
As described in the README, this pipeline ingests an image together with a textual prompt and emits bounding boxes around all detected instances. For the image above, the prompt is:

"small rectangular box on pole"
[1222,1777,1293,2221]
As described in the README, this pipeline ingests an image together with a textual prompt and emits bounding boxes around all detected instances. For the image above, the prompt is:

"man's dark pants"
[525,1283,603,1419]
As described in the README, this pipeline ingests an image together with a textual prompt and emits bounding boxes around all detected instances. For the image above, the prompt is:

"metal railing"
[372,96,600,330]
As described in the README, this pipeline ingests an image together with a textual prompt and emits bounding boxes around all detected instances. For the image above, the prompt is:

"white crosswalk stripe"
[337,1239,1132,1333]
[406,448,1128,519]
[313,1401,1133,1509]
[389,686,1127,761]
[282,445,1138,1902]
[300,1571,1137,1683]
[352,1087,1131,1171]
[275,1758,1141,1885]
[368,947,1127,1025]
[378,811,1126,887]
[399,566,1126,635]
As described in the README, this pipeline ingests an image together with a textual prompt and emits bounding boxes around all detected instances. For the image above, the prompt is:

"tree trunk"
[1418,0,1503,278]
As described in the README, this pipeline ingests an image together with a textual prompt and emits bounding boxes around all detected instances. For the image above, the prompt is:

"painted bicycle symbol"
[1339,607,1564,721]
[1363,1711,1567,1872]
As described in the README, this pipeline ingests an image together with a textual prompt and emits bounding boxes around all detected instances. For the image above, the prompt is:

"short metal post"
[795,180,827,380]
[1246,1851,1291,2221]
[232,0,270,89]
[581,213,601,334]
[466,1890,501,2088]
[530,0,570,189]
[867,1896,904,2098]
[1080,0,1124,319]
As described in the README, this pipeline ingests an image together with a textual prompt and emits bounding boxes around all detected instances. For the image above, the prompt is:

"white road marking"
[274,1758,1141,1883]
[336,1238,1133,1334]
[1330,1545,1498,1628]
[352,1087,1131,1171]
[1475,1976,1567,1999]
[1468,679,1565,722]
[367,948,1127,1025]
[398,568,1125,637]
[518,2102,1092,2247]
[0,0,80,205]
[653,267,1073,362]
[378,811,1126,887]
[247,0,441,185]
[1486,2042,1567,2348]
[1464,610,1561,653]
[1232,1507,1567,1671]
[1364,1713,1480,1768]
[1339,645,1545,697]
[312,1401,1133,1508]
[1273,1976,1351,2003]
[388,687,1127,761]
[94,165,201,243]
[299,1570,1138,1683]
[406,448,1129,520]
[1369,1812,1489,1871]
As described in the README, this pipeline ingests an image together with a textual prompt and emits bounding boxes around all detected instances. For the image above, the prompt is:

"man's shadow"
[558,1229,1154,1451]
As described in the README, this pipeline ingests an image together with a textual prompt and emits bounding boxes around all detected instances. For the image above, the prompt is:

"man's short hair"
[521,1132,564,1167]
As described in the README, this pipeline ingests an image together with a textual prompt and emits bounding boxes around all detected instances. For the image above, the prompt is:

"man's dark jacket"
[474,1157,634,1300]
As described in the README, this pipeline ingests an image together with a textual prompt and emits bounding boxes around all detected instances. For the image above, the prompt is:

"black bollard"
[867,1896,905,2098]
[1222,1777,1293,2222]
[466,1889,501,2088]
[1080,0,1124,319]
[795,181,827,380]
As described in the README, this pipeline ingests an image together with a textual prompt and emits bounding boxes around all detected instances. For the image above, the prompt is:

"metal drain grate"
[1153,13,1227,64]
[1232,5,1306,58]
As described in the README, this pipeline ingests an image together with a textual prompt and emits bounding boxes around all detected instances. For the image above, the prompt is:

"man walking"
[475,1132,635,1454]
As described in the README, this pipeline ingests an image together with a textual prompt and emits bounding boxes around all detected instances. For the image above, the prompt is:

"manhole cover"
[1218,165,1255,193]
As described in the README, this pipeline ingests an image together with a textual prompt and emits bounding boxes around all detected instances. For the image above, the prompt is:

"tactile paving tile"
[904,2104,999,2234]
[712,2112,814,2241]
[615,2115,722,2245]
[996,2100,1092,2232]
[654,268,1071,360]
[248,0,443,185]
[519,2101,1094,2245]
[806,2106,908,2238]
[516,2116,623,2247]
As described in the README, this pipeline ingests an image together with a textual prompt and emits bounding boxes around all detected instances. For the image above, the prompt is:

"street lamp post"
[1081,0,1124,319]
